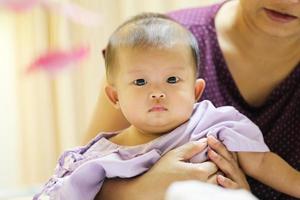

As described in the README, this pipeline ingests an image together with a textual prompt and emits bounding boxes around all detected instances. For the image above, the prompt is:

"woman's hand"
[147,139,218,185]
[96,139,218,200]
[207,135,250,190]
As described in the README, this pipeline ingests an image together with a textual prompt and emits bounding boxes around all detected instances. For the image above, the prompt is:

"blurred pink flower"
[0,0,102,26]
[46,1,102,26]
[27,46,89,74]
[0,0,40,11]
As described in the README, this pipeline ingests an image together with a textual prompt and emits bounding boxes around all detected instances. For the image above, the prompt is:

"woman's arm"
[82,77,130,144]
[96,141,218,200]
[238,151,300,198]
[96,138,250,200]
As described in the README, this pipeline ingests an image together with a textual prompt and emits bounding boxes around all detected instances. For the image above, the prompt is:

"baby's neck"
[109,126,164,146]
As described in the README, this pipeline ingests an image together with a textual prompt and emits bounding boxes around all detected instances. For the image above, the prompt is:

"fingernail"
[198,140,208,148]
[208,135,217,140]
[199,138,207,143]
[218,175,225,183]
[208,149,218,158]
[208,135,218,144]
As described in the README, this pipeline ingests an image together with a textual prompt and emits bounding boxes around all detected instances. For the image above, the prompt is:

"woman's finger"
[207,135,236,163]
[208,149,250,190]
[207,148,236,178]
[217,175,239,189]
[171,139,207,161]
[207,170,224,185]
[207,174,218,185]
[185,161,218,177]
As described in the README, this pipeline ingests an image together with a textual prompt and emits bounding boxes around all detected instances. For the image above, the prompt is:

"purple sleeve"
[189,101,269,163]
[34,141,161,200]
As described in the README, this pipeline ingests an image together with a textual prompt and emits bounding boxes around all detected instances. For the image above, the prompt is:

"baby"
[34,13,300,200]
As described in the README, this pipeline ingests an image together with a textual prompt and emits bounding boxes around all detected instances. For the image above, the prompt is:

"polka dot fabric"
[169,3,300,200]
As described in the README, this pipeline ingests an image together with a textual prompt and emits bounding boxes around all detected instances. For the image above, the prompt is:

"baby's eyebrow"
[166,66,187,71]
[127,69,144,74]
[128,66,186,74]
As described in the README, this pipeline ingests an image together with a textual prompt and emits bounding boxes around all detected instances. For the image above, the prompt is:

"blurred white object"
[165,181,258,200]
[0,186,39,200]
[6,198,32,200]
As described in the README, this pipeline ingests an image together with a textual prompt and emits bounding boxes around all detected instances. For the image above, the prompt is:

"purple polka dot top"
[169,2,300,200]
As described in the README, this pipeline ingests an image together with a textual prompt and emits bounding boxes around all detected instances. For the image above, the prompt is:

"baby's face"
[113,45,199,135]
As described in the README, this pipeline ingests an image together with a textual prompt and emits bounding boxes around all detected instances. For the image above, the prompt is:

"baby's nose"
[150,92,166,100]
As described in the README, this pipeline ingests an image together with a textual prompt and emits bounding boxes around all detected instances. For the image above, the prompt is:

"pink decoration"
[0,0,102,26]
[1,1,100,75]
[27,47,89,73]
[0,0,40,11]
[46,1,102,26]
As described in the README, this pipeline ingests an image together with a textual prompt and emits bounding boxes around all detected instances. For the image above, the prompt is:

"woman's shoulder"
[168,2,225,28]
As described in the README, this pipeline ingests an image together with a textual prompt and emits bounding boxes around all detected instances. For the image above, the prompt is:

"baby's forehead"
[112,17,191,49]
[115,46,195,73]
[117,43,191,53]
[115,44,193,62]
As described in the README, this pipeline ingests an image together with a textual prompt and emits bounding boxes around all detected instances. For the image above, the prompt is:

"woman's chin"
[258,12,300,38]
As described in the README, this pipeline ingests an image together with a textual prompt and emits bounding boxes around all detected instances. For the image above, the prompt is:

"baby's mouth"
[148,106,168,112]
[264,8,298,23]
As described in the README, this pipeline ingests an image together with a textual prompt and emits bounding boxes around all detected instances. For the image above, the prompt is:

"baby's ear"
[105,85,120,109]
[194,78,205,101]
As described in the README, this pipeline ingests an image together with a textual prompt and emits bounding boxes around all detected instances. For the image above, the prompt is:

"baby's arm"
[238,152,300,198]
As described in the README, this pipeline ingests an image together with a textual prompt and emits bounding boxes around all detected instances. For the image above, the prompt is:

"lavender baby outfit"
[34,101,269,200]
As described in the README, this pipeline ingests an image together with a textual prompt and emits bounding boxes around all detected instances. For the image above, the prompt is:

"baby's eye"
[133,79,147,86]
[167,76,179,84]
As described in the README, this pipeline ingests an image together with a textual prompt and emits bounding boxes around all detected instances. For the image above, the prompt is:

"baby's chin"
[139,119,189,135]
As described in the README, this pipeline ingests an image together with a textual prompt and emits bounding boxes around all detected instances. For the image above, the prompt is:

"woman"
[86,0,300,199]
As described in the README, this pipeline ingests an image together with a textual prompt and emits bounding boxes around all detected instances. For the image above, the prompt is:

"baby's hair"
[104,12,200,83]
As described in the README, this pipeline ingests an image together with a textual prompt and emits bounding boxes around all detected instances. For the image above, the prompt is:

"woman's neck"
[215,0,300,106]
